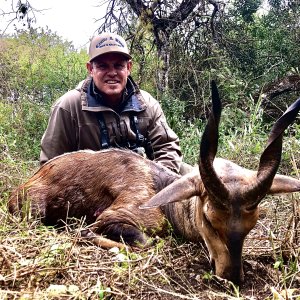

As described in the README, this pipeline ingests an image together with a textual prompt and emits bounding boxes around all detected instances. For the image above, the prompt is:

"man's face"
[87,53,132,106]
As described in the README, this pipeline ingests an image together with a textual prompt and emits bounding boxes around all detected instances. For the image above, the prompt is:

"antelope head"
[141,81,300,285]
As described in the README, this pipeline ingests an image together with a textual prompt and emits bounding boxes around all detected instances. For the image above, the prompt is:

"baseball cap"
[88,32,132,61]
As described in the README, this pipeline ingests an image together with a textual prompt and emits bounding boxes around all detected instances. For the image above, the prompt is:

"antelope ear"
[269,174,300,194]
[140,171,201,209]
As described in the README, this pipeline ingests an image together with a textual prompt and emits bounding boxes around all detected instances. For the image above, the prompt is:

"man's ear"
[127,60,132,73]
[86,62,93,74]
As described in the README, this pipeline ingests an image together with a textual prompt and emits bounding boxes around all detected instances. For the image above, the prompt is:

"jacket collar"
[81,76,147,113]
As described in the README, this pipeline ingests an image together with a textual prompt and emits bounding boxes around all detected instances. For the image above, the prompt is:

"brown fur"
[8,149,179,246]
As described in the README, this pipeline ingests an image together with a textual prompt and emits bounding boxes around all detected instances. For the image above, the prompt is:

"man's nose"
[107,65,118,75]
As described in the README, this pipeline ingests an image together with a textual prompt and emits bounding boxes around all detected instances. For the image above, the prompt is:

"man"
[40,32,183,173]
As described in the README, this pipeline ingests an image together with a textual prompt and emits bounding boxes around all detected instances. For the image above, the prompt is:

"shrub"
[0,28,88,103]
[0,99,50,161]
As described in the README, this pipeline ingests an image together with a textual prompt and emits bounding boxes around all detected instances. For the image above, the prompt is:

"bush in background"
[0,28,88,103]
[0,99,50,161]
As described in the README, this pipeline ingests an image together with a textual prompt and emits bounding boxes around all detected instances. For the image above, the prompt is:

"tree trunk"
[155,31,170,92]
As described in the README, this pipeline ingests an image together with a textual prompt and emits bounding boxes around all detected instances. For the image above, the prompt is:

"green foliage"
[233,0,263,23]
[159,91,204,164]
[159,92,186,131]
[0,99,50,160]
[0,28,88,103]
[160,0,300,123]
[130,29,157,95]
[168,30,251,121]
[0,28,90,164]
[223,3,300,87]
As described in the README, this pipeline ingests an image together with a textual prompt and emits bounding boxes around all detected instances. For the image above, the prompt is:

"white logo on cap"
[95,37,125,49]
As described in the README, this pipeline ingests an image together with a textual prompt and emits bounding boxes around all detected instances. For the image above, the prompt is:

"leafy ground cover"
[0,194,299,299]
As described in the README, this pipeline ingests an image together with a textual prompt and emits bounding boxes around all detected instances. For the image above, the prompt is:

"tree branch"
[207,0,219,42]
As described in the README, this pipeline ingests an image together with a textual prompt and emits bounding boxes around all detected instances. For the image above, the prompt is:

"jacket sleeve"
[40,105,78,165]
[147,98,182,173]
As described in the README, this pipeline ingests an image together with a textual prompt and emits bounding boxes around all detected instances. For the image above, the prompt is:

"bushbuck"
[8,81,300,285]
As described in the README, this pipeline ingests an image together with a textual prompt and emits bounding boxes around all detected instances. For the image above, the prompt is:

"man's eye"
[94,64,106,69]
[115,64,125,70]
